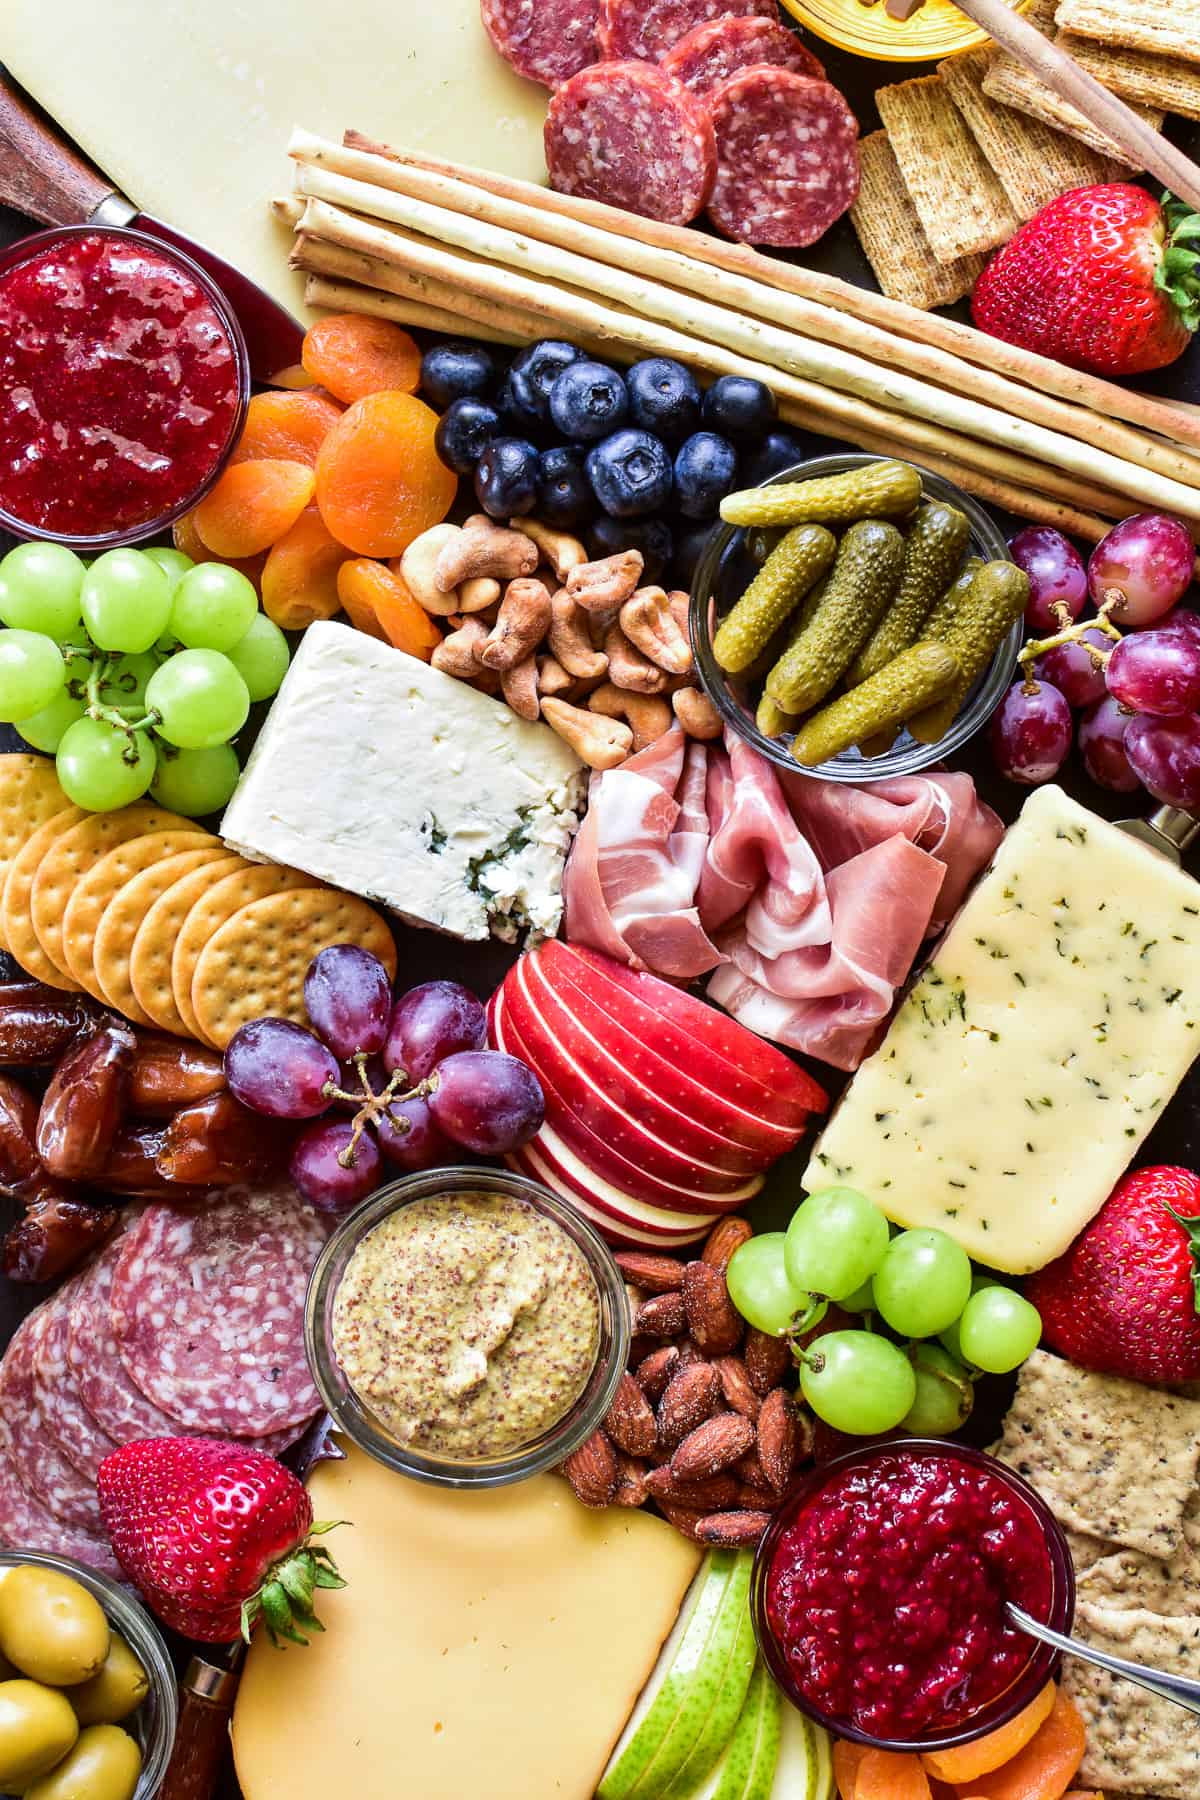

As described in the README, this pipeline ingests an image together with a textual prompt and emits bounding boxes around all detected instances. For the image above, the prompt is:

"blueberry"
[586,516,673,588]
[673,432,738,520]
[419,340,497,410]
[586,429,673,519]
[495,375,544,439]
[626,358,702,447]
[548,361,629,443]
[536,447,594,529]
[474,437,540,519]
[672,520,715,592]
[741,430,809,488]
[508,339,582,422]
[702,375,777,445]
[434,397,502,476]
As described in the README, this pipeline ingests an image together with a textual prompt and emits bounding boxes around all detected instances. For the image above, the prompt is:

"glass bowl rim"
[0,222,251,551]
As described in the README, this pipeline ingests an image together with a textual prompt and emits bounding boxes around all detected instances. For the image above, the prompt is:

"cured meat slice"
[706,67,860,248]
[545,61,716,226]
[0,1431,120,1578]
[110,1184,326,1437]
[662,15,824,92]
[598,0,772,63]
[0,1310,100,1530]
[480,0,600,90]
[33,1276,118,1484]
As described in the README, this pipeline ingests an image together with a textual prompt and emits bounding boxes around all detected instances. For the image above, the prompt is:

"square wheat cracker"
[1061,33,1200,121]
[875,76,1019,262]
[1064,1602,1200,1797]
[982,0,1160,162]
[849,132,986,310]
[1055,0,1200,61]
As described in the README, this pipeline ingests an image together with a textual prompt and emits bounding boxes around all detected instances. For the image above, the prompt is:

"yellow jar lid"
[779,0,1032,62]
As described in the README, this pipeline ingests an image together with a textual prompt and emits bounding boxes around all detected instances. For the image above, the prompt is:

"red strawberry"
[972,185,1200,377]
[98,1438,345,1645]
[1026,1165,1200,1384]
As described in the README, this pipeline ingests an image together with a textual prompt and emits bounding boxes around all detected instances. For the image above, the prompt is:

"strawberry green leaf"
[1156,195,1200,334]
[1163,1201,1200,1316]
[238,1525,347,1648]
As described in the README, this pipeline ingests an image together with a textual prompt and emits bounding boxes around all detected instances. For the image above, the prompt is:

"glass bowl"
[778,0,1033,62]
[0,1547,177,1796]
[690,452,1019,782]
[750,1438,1075,1755]
[305,1166,630,1489]
[0,224,250,551]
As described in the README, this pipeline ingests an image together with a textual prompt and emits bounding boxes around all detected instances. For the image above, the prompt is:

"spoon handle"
[1009,1604,1200,1717]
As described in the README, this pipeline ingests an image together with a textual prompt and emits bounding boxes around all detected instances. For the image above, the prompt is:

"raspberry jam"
[761,1446,1057,1743]
[0,229,244,542]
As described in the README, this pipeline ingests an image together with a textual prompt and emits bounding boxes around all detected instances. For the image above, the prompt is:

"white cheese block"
[803,785,1200,1273]
[221,622,584,942]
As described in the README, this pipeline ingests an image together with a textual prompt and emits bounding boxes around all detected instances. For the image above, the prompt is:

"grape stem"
[1018,594,1124,694]
[80,653,160,762]
[321,1052,432,1167]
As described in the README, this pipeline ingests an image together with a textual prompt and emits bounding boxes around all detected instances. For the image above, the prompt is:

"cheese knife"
[1116,802,1200,866]
[0,68,304,383]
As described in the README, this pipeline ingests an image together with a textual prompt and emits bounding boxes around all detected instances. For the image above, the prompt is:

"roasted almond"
[637,1291,687,1340]
[657,1362,720,1452]
[644,1466,740,1511]
[745,1327,791,1395]
[634,1344,680,1403]
[675,1339,707,1371]
[715,1355,761,1420]
[656,1501,706,1541]
[615,1250,685,1293]
[701,1216,753,1271]
[694,1509,773,1546]
[562,1430,617,1508]
[682,1261,744,1356]
[735,1482,782,1512]
[605,1371,658,1460]
[612,1454,650,1509]
[671,1413,756,1485]
[758,1388,798,1493]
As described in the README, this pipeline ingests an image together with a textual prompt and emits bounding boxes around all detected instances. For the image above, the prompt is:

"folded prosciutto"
[562,726,1003,1072]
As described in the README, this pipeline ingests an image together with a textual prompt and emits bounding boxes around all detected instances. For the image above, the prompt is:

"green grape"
[151,743,241,817]
[99,652,159,716]
[225,613,290,702]
[170,564,258,653]
[0,542,85,639]
[902,1344,974,1436]
[0,629,66,722]
[798,1330,916,1435]
[142,547,194,592]
[872,1228,972,1339]
[56,718,156,811]
[726,1234,811,1337]
[784,1186,890,1302]
[939,1275,999,1360]
[16,687,87,753]
[81,550,172,653]
[841,1277,876,1314]
[146,650,250,749]
[957,1286,1042,1375]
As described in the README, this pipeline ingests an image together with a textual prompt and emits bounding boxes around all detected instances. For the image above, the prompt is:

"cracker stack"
[983,0,1164,161]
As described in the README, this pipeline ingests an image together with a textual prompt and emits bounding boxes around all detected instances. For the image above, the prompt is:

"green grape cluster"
[0,541,290,815]
[725,1184,1043,1441]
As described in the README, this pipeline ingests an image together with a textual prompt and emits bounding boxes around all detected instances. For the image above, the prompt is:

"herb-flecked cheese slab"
[803,785,1200,1273]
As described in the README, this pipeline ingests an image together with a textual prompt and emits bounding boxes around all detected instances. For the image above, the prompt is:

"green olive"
[67,1635,148,1726]
[0,1568,109,1687]
[0,1679,79,1789]
[24,1723,142,1800]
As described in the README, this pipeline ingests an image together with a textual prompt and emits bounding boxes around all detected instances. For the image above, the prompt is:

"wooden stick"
[342,128,1200,456]
[290,130,1200,492]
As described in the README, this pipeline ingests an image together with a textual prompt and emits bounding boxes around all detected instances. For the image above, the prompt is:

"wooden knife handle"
[158,1657,240,1800]
[0,69,117,225]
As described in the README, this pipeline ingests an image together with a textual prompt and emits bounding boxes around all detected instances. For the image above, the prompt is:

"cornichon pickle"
[909,560,1031,743]
[713,524,837,673]
[756,692,799,738]
[847,501,971,687]
[764,520,906,715]
[791,642,960,765]
[923,556,983,643]
[720,460,923,529]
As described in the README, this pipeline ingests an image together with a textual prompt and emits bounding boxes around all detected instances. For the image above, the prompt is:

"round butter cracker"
[0,755,69,950]
[128,853,248,1036]
[89,840,230,1023]
[2,807,87,989]
[171,863,318,1044]
[61,828,217,1005]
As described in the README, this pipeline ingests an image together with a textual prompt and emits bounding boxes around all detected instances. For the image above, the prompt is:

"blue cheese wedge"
[803,785,1200,1273]
[221,622,584,943]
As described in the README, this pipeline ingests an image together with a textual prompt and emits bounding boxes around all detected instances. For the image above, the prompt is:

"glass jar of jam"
[0,226,249,549]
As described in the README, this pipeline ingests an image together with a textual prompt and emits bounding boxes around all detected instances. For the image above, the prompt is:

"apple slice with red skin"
[508,1141,709,1248]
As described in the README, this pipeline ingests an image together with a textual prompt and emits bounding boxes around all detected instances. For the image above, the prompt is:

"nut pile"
[399,515,722,766]
[562,1217,813,1544]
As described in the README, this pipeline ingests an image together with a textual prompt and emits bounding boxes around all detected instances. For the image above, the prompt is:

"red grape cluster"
[992,514,1200,807]
[224,947,544,1212]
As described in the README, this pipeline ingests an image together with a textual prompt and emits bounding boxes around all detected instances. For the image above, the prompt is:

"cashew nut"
[501,655,541,722]
[458,576,502,613]
[673,686,723,740]
[432,616,491,678]
[399,524,464,616]
[435,514,539,589]
[604,622,668,695]
[513,518,588,582]
[566,549,644,615]
[668,591,691,638]
[536,654,575,699]
[589,683,673,753]
[541,697,633,769]
[480,578,553,673]
[549,590,608,681]
[619,587,694,677]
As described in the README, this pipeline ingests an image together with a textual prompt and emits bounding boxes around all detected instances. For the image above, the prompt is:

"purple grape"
[1034,626,1110,707]
[303,945,392,1059]
[989,680,1072,785]
[1125,712,1200,810]
[289,1118,383,1213]
[1106,629,1200,718]
[1078,696,1140,793]
[1088,514,1193,626]
[385,980,487,1083]
[427,1050,544,1155]
[1157,605,1200,643]
[376,1093,451,1171]
[224,1018,338,1120]
[1009,526,1087,632]
[329,1053,388,1113]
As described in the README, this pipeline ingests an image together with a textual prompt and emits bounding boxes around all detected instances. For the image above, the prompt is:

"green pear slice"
[810,1720,835,1800]
[650,1549,756,1798]
[771,1698,820,1800]
[684,1659,782,1800]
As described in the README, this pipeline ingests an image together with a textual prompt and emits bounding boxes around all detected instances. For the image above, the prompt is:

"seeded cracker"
[1076,1490,1200,1616]
[1060,33,1200,122]
[849,133,986,310]
[875,76,1018,262]
[982,0,1162,163]
[1055,0,1200,61]
[1063,1602,1200,1797]
[994,1350,1200,1559]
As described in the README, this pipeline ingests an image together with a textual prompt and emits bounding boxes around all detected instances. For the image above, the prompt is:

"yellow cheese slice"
[231,1448,701,1800]
[5,0,549,318]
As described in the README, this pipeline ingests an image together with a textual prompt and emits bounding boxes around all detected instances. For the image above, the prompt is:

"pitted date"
[36,1017,136,1180]
[157,1091,291,1186]
[129,1036,226,1115]
[0,1074,42,1198]
[0,983,95,1065]
[101,1123,168,1194]
[1,1181,120,1283]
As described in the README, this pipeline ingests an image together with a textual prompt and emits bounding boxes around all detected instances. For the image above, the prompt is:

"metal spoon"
[1008,1603,1200,1717]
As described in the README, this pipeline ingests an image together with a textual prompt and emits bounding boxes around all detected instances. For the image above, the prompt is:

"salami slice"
[545,62,716,226]
[663,16,824,92]
[0,1310,100,1530]
[706,68,860,248]
[0,1431,120,1578]
[33,1276,119,1484]
[110,1184,326,1437]
[481,0,601,89]
[598,0,771,62]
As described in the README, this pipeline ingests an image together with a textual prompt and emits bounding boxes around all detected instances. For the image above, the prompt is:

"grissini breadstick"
[301,274,529,346]
[295,236,557,348]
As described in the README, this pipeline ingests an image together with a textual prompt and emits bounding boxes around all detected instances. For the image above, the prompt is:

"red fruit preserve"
[761,1445,1057,1742]
[0,228,245,543]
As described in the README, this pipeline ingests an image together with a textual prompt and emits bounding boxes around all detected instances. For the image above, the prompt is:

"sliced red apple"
[507,1144,709,1249]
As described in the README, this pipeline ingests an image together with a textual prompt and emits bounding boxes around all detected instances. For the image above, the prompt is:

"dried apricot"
[302,312,421,403]
[835,1741,868,1800]
[261,505,348,630]
[195,459,315,559]
[230,390,343,467]
[172,510,266,587]
[923,1686,1056,1784]
[315,391,457,559]
[270,363,317,391]
[955,1690,1086,1800]
[857,1750,931,1800]
[337,560,442,660]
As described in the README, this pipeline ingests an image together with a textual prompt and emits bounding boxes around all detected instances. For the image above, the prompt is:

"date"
[101,1124,213,1202]
[129,1036,226,1115]
[1,1180,120,1283]
[37,1018,136,1180]
[0,983,94,1065]
[0,1075,42,1199]
[157,1091,291,1186]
